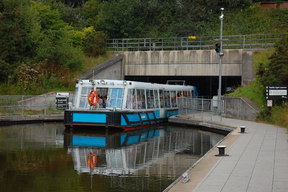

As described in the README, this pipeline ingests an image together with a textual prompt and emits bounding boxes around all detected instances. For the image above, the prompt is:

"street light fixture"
[218,8,224,114]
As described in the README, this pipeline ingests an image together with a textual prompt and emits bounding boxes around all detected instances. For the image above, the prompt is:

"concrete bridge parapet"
[80,49,255,87]
[123,49,254,85]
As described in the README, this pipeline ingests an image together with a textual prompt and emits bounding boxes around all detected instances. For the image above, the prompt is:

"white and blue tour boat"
[64,79,197,129]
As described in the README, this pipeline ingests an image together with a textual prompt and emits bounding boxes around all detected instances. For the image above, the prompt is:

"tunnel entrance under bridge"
[125,76,241,98]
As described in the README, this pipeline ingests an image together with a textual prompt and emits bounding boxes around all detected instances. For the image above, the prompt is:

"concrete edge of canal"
[164,115,239,192]
[0,114,64,126]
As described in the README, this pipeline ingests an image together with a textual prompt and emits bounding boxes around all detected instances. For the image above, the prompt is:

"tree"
[83,27,107,56]
[258,37,288,86]
[0,0,40,81]
[95,0,145,38]
[32,1,84,71]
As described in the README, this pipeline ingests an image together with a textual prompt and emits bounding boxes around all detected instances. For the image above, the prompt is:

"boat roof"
[77,79,194,90]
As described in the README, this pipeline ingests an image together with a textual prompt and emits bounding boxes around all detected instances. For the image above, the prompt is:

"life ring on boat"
[87,152,98,169]
[88,90,99,106]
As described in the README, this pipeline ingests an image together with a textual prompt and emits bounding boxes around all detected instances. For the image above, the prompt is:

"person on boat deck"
[98,96,103,108]
[103,96,107,108]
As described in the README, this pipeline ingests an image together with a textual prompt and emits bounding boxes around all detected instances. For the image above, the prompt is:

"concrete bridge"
[123,49,254,85]
[81,49,254,96]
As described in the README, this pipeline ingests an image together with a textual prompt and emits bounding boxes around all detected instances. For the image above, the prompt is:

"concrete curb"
[0,114,64,126]
[169,115,235,134]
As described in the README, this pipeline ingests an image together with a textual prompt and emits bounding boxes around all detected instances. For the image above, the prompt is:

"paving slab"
[166,114,288,192]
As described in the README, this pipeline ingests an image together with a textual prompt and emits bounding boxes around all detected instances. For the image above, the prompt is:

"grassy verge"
[226,80,265,107]
[267,103,288,128]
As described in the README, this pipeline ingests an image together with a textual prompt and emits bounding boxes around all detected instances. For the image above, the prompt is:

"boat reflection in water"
[64,126,224,177]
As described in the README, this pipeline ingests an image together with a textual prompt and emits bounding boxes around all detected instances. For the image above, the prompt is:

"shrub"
[83,27,107,56]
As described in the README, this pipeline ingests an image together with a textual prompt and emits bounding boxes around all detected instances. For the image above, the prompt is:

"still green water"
[0,123,224,192]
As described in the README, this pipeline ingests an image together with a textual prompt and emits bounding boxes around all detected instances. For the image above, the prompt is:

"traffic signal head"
[215,43,220,53]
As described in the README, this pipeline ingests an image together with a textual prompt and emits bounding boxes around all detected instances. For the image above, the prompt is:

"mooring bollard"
[240,126,246,133]
[182,172,190,183]
[217,145,226,156]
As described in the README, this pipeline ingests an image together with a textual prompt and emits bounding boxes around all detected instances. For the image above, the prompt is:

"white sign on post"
[267,100,273,107]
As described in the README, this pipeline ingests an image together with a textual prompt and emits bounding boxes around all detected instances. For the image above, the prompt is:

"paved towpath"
[167,114,288,192]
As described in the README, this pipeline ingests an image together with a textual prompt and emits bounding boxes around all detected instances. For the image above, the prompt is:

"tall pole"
[218,8,224,114]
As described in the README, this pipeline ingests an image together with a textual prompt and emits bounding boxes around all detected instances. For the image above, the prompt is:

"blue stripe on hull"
[139,113,148,120]
[127,114,141,121]
[154,110,160,118]
[120,111,158,126]
[148,112,155,120]
[73,113,106,123]
[72,135,106,147]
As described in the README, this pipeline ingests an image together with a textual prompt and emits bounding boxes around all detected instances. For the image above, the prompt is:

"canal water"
[0,123,225,192]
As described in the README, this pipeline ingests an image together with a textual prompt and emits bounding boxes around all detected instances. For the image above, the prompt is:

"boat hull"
[64,109,178,129]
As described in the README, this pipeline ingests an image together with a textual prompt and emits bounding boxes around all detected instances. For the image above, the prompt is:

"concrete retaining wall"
[223,97,260,120]
[80,54,124,80]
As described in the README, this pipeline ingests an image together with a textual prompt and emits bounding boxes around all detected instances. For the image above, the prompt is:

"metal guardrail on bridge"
[107,33,288,51]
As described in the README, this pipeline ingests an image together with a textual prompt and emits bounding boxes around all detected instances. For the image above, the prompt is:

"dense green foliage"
[0,0,84,93]
[257,37,288,86]
[0,0,287,94]
[0,0,107,94]
[89,0,252,38]
[223,4,288,34]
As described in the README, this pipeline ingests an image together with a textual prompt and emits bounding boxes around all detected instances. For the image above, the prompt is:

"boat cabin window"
[146,90,155,109]
[154,90,159,108]
[171,91,177,107]
[185,91,188,97]
[164,91,171,107]
[159,90,165,108]
[126,89,136,109]
[136,89,146,109]
[108,88,123,108]
[79,86,93,108]
[126,89,160,109]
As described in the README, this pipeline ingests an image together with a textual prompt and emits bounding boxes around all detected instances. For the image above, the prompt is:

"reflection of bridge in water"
[64,126,224,176]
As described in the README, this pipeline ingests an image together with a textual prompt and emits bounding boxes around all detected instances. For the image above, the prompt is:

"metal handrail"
[107,33,288,51]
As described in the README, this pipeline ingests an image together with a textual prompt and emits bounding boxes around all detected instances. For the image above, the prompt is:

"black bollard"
[217,145,226,156]
[240,126,246,133]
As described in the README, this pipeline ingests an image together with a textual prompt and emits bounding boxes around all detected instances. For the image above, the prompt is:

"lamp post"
[218,8,224,114]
